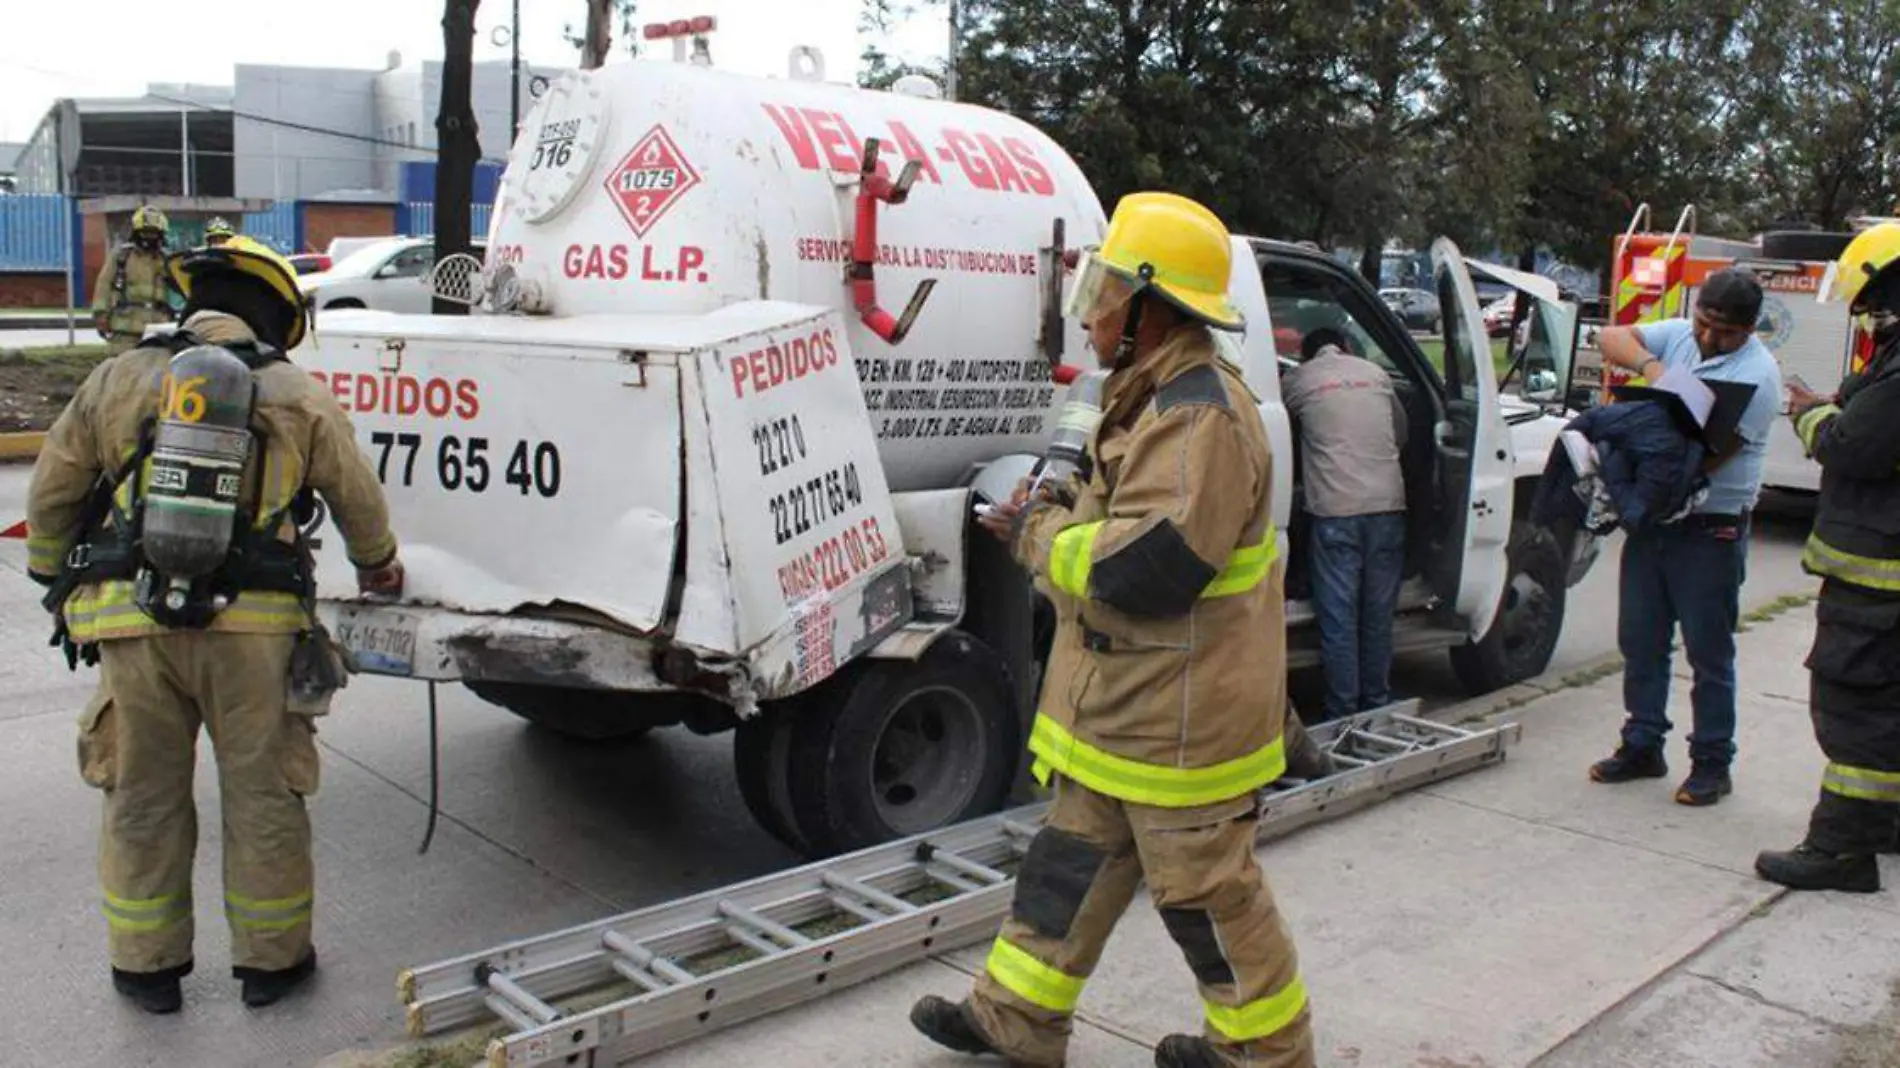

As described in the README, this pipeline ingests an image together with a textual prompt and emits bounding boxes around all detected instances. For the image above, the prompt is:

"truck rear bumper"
[320,601,674,692]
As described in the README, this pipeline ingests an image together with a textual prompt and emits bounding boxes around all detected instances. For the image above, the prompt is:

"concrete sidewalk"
[593,608,1896,1068]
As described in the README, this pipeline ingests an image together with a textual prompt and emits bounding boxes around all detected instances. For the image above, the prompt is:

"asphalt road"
[0,462,1821,1068]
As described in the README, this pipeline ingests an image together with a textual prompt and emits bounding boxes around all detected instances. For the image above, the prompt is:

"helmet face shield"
[1063,250,1127,323]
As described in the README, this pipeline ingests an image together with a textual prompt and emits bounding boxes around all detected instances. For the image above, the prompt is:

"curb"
[0,432,46,463]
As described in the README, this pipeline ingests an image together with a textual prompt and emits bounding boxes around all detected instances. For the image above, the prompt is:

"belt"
[1683,511,1749,530]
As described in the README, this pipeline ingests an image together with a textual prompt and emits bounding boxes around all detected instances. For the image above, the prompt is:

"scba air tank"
[141,345,256,584]
[485,60,1110,491]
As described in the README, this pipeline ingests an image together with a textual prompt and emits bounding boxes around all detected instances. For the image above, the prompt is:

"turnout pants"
[969,776,1314,1067]
[1803,581,1900,855]
[85,632,318,974]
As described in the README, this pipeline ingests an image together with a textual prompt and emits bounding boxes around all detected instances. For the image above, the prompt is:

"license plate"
[333,611,418,676]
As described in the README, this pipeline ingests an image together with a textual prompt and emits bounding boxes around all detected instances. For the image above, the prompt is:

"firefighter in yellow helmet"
[205,217,236,247]
[26,235,404,1013]
[910,193,1315,1068]
[1757,223,1900,893]
[91,206,179,354]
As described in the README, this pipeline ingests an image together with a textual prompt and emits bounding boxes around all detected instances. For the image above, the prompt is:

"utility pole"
[581,0,613,69]
[945,0,959,101]
[510,0,522,136]
[434,0,481,315]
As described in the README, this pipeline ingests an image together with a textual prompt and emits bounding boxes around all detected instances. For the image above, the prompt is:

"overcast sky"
[0,0,948,143]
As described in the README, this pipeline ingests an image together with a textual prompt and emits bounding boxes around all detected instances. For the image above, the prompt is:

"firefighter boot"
[236,947,318,1008]
[1589,744,1667,784]
[912,995,1018,1062]
[112,960,191,1015]
[1754,845,1880,894]
[1154,1034,1232,1068]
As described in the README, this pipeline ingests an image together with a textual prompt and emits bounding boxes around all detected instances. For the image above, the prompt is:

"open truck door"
[1428,239,1512,638]
[1468,260,1581,409]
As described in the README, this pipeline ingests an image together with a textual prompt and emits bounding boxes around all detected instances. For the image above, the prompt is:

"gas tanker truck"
[300,50,1599,857]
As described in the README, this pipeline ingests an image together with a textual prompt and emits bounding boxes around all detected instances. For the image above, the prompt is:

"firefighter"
[26,236,404,1014]
[909,193,1314,1068]
[91,206,178,354]
[1756,223,1900,893]
[205,217,236,247]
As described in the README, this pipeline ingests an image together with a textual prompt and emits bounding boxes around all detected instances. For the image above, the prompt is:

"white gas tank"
[487,61,1108,491]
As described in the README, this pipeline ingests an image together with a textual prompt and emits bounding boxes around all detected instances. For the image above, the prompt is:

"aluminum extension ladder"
[398,704,1520,1068]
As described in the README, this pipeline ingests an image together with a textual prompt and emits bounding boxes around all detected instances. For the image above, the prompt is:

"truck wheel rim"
[870,686,986,836]
[1499,571,1556,667]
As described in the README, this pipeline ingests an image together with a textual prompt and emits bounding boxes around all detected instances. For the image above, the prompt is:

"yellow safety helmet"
[1064,191,1244,332]
[131,205,169,235]
[1822,222,1900,311]
[205,217,236,243]
[168,235,311,349]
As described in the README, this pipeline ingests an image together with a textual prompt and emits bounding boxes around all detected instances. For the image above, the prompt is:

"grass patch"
[1737,592,1818,632]
[0,343,111,433]
[1416,337,1513,379]
[1559,657,1626,690]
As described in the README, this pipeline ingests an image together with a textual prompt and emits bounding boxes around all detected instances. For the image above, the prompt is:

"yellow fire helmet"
[1821,222,1900,311]
[1064,191,1245,332]
[168,235,311,350]
[130,205,170,235]
[205,216,236,242]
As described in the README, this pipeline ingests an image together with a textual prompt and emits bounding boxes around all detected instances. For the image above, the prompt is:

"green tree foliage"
[862,0,1900,275]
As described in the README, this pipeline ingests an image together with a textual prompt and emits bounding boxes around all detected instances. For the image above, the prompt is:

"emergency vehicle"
[292,42,1601,857]
[1605,205,1861,493]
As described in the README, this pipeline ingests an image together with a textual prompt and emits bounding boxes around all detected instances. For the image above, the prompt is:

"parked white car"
[300,237,485,314]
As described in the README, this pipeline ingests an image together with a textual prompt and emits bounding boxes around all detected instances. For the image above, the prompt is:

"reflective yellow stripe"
[985,938,1085,1013]
[1048,522,1103,598]
[1028,715,1286,808]
[1047,523,1279,602]
[225,889,313,932]
[25,533,64,575]
[101,890,191,933]
[1823,762,1900,803]
[1204,975,1310,1042]
[1795,404,1840,455]
[1801,535,1900,593]
[64,582,306,641]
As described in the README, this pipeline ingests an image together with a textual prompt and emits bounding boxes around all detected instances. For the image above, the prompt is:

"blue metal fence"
[0,194,72,271]
[399,201,495,240]
[242,203,301,254]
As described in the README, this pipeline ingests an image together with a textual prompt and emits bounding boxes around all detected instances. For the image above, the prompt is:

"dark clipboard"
[1611,378,1757,454]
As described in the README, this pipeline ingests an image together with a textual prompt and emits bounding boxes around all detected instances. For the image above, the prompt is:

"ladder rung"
[479,964,563,1025]
[719,900,811,947]
[724,925,782,957]
[929,868,984,893]
[1328,754,1373,768]
[611,958,670,993]
[485,993,541,1033]
[822,872,915,916]
[827,893,891,925]
[919,843,1009,885]
[1001,819,1040,840]
[603,930,695,986]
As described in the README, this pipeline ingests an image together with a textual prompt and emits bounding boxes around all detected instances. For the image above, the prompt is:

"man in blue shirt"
[1588,269,1782,806]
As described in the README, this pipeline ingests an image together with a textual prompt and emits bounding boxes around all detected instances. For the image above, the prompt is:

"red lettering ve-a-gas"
[730,328,840,399]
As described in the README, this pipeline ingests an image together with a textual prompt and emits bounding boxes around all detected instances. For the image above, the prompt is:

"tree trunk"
[582,0,613,69]
[434,0,481,316]
[1358,238,1383,287]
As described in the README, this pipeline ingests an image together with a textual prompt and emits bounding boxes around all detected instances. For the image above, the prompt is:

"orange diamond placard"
[604,125,701,239]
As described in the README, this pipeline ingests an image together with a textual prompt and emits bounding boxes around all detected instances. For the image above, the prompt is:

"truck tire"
[464,681,680,741]
[322,298,366,310]
[1760,231,1854,263]
[1448,521,1568,695]
[782,631,1022,857]
[732,709,810,854]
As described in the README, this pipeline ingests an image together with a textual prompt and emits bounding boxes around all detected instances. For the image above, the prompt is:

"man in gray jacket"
[1282,328,1408,721]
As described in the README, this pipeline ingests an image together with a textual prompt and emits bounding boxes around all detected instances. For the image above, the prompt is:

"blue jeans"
[1310,512,1407,720]
[1617,519,1748,765]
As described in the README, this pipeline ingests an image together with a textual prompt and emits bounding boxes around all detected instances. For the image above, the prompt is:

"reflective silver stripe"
[224,890,314,931]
